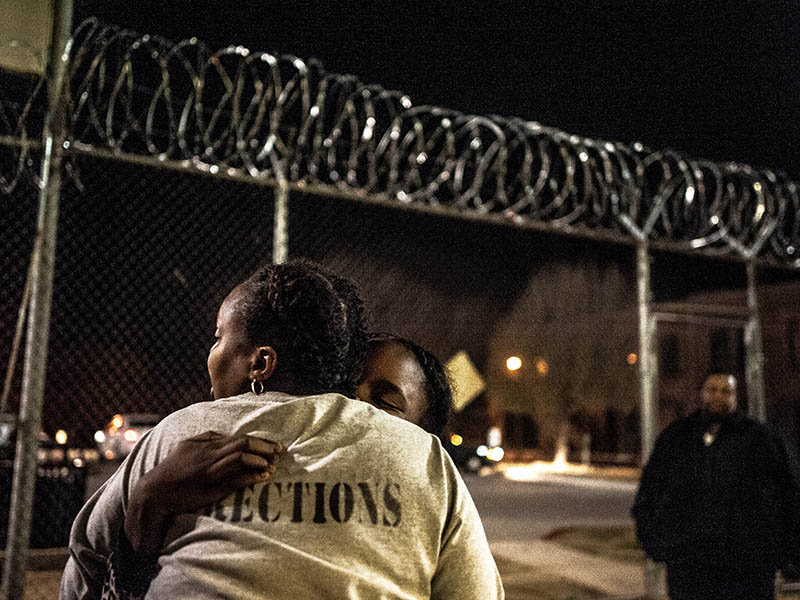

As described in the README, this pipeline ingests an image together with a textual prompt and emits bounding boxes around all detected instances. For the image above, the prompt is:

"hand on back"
[142,431,283,512]
[126,431,283,553]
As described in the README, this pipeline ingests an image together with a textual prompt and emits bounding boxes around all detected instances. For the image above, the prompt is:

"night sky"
[73,1,800,179]
[5,1,799,446]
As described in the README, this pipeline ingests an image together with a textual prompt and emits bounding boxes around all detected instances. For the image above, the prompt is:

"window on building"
[735,330,745,373]
[710,328,732,373]
[789,319,799,369]
[659,333,680,378]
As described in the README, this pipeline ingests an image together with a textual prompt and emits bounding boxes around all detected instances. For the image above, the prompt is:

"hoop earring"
[250,379,265,395]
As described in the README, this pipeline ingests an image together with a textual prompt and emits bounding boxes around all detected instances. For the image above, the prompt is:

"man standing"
[632,373,800,600]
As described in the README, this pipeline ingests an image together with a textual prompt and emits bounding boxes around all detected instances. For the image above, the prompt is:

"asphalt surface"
[463,465,645,597]
[464,467,638,542]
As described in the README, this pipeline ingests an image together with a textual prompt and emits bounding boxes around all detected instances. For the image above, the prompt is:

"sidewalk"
[1,548,68,600]
[492,539,643,597]
[487,460,647,599]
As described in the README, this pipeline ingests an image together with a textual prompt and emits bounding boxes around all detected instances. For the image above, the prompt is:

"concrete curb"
[0,547,69,571]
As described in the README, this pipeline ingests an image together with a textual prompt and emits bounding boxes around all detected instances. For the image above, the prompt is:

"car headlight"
[486,446,505,462]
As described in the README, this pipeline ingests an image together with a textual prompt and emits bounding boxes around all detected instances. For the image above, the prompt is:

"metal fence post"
[636,241,666,599]
[272,179,289,264]
[0,1,72,598]
[744,260,766,422]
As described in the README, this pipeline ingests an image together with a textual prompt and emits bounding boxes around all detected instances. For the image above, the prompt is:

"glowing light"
[503,460,590,482]
[111,414,123,429]
[55,430,68,445]
[753,181,762,192]
[535,358,549,376]
[486,447,505,462]
[450,434,463,446]
[627,353,638,365]
[476,445,488,457]
[104,449,115,460]
[94,430,106,444]
[552,451,568,471]
[505,356,522,372]
[123,429,139,442]
[684,186,695,203]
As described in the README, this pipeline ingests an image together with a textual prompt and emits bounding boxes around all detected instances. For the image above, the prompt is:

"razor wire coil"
[1,17,799,266]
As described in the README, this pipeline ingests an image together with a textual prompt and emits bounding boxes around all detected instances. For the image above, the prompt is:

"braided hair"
[235,260,368,396]
[367,334,453,436]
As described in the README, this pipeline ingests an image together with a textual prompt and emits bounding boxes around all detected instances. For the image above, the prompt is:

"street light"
[535,358,549,376]
[505,356,522,372]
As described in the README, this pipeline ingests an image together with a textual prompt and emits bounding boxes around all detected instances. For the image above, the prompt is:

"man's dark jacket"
[632,410,800,570]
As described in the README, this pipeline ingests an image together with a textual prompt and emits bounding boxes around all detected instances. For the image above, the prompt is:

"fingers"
[210,450,273,478]
[216,435,283,464]
[173,432,285,482]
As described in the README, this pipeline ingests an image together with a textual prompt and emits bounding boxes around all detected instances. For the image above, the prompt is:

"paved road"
[463,468,645,597]
[463,469,638,542]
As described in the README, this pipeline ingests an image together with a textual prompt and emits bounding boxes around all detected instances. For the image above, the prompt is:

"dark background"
[73,1,800,179]
[5,1,799,451]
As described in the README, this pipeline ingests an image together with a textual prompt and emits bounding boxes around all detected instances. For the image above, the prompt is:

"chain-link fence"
[3,15,800,599]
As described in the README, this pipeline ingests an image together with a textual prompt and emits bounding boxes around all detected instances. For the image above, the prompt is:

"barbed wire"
[1,17,799,266]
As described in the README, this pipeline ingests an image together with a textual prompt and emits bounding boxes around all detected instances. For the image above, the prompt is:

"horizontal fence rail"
[1,17,799,267]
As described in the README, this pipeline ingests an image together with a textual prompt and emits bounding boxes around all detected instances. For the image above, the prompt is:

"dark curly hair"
[367,334,453,437]
[324,271,369,397]
[234,260,368,396]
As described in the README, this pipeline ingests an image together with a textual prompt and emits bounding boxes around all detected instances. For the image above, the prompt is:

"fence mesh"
[2,16,800,600]
[40,154,276,443]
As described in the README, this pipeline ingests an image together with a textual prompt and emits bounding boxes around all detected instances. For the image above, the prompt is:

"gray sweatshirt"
[60,391,504,599]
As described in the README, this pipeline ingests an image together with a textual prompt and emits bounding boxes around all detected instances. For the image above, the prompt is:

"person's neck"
[262,371,304,396]
[699,409,734,432]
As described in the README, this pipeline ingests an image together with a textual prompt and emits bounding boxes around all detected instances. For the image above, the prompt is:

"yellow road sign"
[445,351,485,412]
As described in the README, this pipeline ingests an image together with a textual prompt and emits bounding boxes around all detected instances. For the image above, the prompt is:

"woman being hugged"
[60,261,502,600]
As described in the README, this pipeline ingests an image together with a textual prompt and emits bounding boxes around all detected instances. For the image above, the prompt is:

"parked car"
[0,413,87,548]
[96,413,160,460]
[443,433,504,474]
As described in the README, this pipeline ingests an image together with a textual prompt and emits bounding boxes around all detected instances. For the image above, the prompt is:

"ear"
[250,346,278,382]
